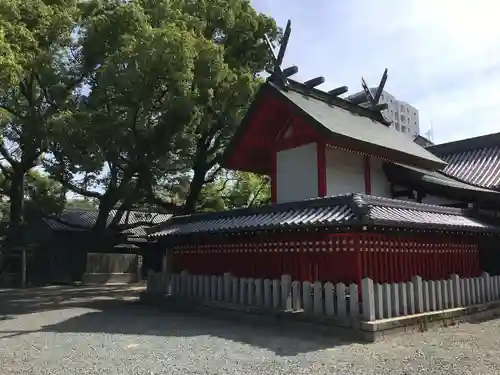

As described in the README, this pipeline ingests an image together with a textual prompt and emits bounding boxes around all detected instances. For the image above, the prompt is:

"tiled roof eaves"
[428,132,500,155]
[149,193,497,238]
[369,218,498,233]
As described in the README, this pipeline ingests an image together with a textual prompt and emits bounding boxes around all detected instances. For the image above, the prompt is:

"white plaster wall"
[276,143,318,203]
[369,158,392,198]
[325,147,365,196]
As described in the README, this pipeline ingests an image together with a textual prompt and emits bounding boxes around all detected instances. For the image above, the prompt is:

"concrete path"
[1,285,500,374]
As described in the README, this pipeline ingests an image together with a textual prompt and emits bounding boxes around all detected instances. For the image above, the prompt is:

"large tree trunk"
[182,165,207,215]
[92,195,117,236]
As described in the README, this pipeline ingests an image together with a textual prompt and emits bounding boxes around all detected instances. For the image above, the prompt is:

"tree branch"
[0,143,17,167]
[247,180,266,208]
[0,105,25,119]
[35,74,59,111]
[57,177,102,199]
[204,166,222,183]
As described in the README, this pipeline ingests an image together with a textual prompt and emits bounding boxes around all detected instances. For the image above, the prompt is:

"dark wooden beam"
[276,20,292,68]
[361,77,376,106]
[372,103,388,111]
[373,68,388,103]
[328,86,348,96]
[282,65,298,78]
[304,76,325,88]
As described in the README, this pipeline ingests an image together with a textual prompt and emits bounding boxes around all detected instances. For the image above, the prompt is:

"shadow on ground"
[0,286,362,356]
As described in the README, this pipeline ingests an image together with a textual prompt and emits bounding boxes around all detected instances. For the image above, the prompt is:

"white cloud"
[251,0,500,143]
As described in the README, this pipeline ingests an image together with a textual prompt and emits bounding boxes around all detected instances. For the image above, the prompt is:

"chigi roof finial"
[359,68,389,112]
[265,19,297,86]
[264,19,349,99]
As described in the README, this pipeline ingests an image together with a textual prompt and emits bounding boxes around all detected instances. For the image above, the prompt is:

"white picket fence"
[147,270,500,323]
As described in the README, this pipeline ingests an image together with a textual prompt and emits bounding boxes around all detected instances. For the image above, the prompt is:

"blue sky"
[251,0,500,144]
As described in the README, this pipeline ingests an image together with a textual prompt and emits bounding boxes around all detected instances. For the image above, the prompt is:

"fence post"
[382,283,392,318]
[483,272,491,302]
[191,275,198,299]
[422,280,430,312]
[272,279,281,309]
[203,275,210,300]
[224,273,232,302]
[255,279,263,306]
[362,278,375,321]
[181,270,189,297]
[324,282,335,316]
[337,282,347,319]
[197,275,204,299]
[461,278,467,306]
[475,277,482,304]
[313,281,323,314]
[374,283,383,319]
[302,281,313,312]
[451,274,461,307]
[281,275,292,310]
[407,281,416,314]
[291,280,302,311]
[399,282,408,315]
[391,283,400,317]
[436,280,444,310]
[239,278,247,305]
[231,277,239,303]
[469,278,477,305]
[349,283,359,324]
[412,276,424,313]
[247,278,255,305]
[263,279,272,308]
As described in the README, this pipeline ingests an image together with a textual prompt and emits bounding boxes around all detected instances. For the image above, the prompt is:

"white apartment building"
[348,89,420,137]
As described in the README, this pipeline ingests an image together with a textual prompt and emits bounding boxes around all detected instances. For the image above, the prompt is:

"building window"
[396,123,400,131]
[401,114,405,123]
[381,94,384,100]
[402,125,407,132]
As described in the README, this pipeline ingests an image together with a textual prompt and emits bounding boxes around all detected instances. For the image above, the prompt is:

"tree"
[150,1,278,215]
[48,0,279,231]
[0,169,66,233]
[195,170,270,212]
[65,198,97,210]
[0,0,91,243]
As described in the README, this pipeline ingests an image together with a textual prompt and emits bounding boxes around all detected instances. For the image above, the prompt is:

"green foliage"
[24,169,65,215]
[65,198,97,210]
[47,0,278,227]
[196,170,270,212]
[0,168,65,223]
[0,0,89,236]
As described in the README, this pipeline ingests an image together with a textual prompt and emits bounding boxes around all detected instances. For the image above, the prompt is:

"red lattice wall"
[171,232,480,284]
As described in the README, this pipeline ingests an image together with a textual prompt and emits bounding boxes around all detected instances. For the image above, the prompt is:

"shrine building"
[148,22,500,285]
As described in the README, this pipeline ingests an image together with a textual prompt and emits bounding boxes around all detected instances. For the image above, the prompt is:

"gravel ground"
[1,286,500,374]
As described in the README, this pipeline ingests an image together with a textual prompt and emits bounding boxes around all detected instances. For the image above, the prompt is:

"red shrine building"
[148,25,500,285]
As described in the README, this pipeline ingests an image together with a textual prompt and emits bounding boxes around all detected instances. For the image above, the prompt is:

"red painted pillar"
[364,155,371,195]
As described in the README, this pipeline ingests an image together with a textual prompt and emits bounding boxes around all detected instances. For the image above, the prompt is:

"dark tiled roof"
[149,193,496,237]
[43,209,172,233]
[440,147,500,189]
[272,84,447,170]
[384,163,500,202]
[428,133,500,189]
